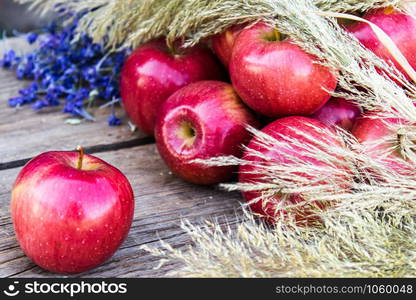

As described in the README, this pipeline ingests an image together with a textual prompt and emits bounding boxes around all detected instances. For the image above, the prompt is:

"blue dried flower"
[1,50,18,69]
[108,112,121,126]
[27,32,39,44]
[82,67,98,83]
[8,97,25,107]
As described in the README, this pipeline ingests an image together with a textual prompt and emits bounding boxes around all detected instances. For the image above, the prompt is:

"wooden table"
[0,38,241,277]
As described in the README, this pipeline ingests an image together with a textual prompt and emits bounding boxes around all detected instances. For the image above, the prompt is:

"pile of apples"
[121,7,416,223]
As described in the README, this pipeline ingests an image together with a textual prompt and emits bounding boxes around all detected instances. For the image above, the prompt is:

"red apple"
[352,113,412,174]
[155,80,260,185]
[230,22,337,118]
[11,148,134,274]
[120,39,224,135]
[311,97,362,131]
[239,116,349,225]
[346,7,416,81]
[212,23,246,67]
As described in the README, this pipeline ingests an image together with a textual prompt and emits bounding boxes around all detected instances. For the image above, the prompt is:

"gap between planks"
[0,136,155,171]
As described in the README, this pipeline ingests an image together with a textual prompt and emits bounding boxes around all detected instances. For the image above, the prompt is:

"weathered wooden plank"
[0,37,147,164]
[0,145,242,277]
[0,1,52,33]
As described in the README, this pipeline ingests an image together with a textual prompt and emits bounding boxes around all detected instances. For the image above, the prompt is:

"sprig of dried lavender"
[0,9,127,126]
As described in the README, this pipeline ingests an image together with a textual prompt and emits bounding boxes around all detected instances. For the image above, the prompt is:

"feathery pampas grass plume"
[18,0,416,276]
[16,0,403,49]
[142,210,416,277]
[201,125,416,219]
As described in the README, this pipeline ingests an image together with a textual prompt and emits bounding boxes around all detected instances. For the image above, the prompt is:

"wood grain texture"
[0,145,242,278]
[0,0,53,33]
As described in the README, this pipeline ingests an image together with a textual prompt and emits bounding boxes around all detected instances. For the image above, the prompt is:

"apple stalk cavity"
[155,80,260,185]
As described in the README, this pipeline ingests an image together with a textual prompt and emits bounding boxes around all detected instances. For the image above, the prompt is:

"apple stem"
[76,146,84,170]
[166,39,177,56]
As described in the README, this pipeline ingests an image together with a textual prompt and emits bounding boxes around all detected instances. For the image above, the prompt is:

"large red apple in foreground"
[352,113,412,175]
[155,80,259,185]
[346,7,416,81]
[312,97,362,131]
[120,39,224,135]
[11,148,134,274]
[239,116,350,225]
[212,23,246,67]
[230,22,337,117]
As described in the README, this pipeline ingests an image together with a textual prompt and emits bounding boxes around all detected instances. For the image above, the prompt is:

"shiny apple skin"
[311,97,362,131]
[230,22,337,118]
[120,39,224,135]
[212,24,246,67]
[346,8,416,81]
[11,151,134,274]
[352,114,411,174]
[155,80,260,185]
[239,116,349,225]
